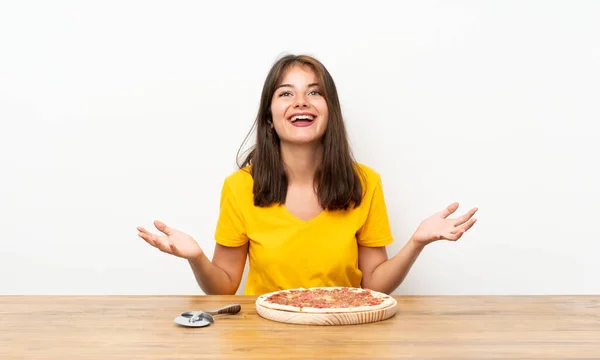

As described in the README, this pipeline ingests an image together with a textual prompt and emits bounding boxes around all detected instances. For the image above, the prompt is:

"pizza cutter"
[174,304,241,328]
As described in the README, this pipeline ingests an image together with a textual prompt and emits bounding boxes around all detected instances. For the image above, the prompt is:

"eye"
[308,90,321,96]
[278,91,293,97]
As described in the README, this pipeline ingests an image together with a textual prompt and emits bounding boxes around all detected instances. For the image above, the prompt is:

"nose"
[293,94,309,108]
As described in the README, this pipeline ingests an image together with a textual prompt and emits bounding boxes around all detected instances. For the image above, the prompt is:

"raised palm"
[137,220,203,260]
[411,202,478,246]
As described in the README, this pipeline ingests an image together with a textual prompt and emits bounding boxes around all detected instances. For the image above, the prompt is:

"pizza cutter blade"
[181,311,215,324]
[173,315,211,328]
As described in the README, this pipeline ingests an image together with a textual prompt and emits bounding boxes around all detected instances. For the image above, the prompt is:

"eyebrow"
[275,83,320,90]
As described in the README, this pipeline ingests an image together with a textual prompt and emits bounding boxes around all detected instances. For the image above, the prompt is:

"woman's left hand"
[411,202,478,247]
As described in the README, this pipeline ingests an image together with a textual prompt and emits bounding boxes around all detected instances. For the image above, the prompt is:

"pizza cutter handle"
[206,303,241,316]
[181,304,241,319]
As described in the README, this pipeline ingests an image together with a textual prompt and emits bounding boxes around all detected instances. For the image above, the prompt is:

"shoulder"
[221,166,254,203]
[224,165,254,187]
[355,163,381,180]
[355,163,383,189]
[354,163,387,207]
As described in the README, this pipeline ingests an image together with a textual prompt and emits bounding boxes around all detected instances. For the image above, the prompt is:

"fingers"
[137,229,158,247]
[137,227,156,245]
[154,220,173,236]
[458,218,477,233]
[454,207,479,226]
[445,218,477,241]
[446,227,466,241]
[137,226,173,254]
[446,231,463,241]
[439,202,459,218]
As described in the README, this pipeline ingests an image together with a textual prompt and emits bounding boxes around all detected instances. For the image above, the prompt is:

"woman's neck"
[280,142,323,186]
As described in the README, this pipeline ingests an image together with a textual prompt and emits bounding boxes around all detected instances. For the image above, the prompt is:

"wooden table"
[1,295,599,359]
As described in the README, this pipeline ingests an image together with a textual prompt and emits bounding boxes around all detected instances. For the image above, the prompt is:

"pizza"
[255,286,396,313]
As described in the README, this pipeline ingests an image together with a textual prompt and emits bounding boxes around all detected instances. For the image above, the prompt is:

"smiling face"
[270,65,329,146]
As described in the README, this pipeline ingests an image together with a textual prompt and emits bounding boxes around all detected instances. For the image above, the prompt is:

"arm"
[138,220,248,295]
[359,239,424,295]
[359,202,478,294]
[188,176,250,294]
[188,243,248,295]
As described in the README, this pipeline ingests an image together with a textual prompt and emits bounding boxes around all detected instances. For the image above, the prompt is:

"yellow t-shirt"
[214,163,394,295]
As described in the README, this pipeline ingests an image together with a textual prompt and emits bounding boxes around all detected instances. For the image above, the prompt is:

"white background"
[1,0,598,295]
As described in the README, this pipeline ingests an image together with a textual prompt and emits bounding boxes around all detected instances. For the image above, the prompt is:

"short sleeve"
[356,174,394,247]
[214,179,249,247]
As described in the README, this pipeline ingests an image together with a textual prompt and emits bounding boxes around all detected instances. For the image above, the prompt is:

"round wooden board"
[256,298,398,326]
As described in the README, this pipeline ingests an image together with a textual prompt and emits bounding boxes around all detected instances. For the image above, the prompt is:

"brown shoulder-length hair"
[237,54,364,210]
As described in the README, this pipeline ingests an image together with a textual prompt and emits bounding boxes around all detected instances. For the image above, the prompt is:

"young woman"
[137,54,478,296]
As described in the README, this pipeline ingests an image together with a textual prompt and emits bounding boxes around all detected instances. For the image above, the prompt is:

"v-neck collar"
[280,205,327,224]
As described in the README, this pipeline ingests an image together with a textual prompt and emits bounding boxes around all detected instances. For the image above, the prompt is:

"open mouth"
[289,114,315,126]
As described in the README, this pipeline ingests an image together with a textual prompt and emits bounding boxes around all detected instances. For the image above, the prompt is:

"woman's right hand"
[137,220,203,261]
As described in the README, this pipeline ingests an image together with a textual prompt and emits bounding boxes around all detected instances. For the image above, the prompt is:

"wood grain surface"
[1,295,599,359]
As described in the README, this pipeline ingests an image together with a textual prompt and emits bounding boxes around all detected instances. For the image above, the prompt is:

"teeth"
[291,115,314,122]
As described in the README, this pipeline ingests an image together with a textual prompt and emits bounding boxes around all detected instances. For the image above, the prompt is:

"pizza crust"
[255,287,395,313]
